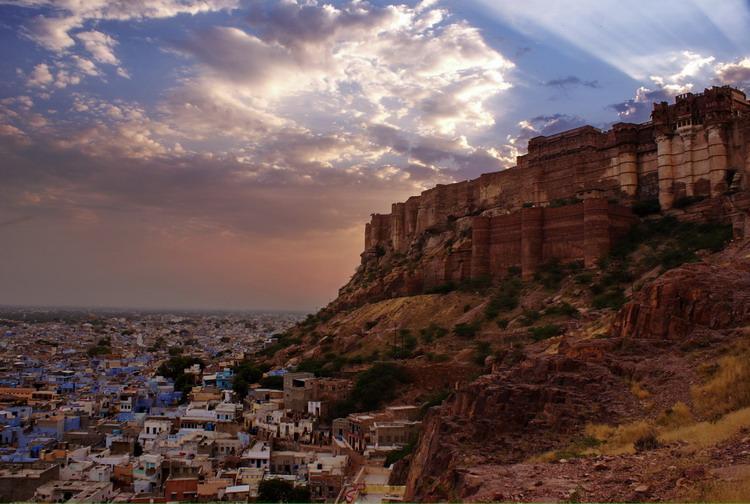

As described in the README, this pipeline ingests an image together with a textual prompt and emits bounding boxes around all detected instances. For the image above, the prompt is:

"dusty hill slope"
[402,237,750,502]
[254,212,750,502]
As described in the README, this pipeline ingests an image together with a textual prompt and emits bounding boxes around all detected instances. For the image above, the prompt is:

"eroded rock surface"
[611,262,750,340]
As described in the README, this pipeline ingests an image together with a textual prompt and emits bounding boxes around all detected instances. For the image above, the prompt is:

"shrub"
[420,391,450,416]
[655,402,693,429]
[425,282,456,295]
[457,276,492,293]
[634,433,659,452]
[574,272,594,284]
[544,302,579,318]
[553,436,603,460]
[296,354,349,376]
[419,323,449,344]
[629,380,650,400]
[529,324,562,341]
[585,421,653,452]
[428,352,449,363]
[484,295,519,320]
[496,318,509,329]
[87,345,111,358]
[592,288,627,310]
[453,320,482,339]
[548,196,583,208]
[507,265,522,277]
[257,478,311,503]
[258,375,284,390]
[533,258,566,289]
[472,341,492,366]
[519,310,540,326]
[351,363,411,412]
[631,198,661,216]
[672,195,705,209]
[384,435,418,467]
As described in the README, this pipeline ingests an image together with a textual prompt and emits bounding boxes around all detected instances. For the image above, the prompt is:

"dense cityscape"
[0,308,418,503]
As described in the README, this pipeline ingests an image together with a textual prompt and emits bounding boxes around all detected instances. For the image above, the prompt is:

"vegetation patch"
[631,198,661,216]
[592,288,627,310]
[453,320,482,339]
[419,323,449,344]
[528,324,562,341]
[691,346,750,420]
[384,435,419,467]
[672,194,705,209]
[472,341,492,366]
[548,196,583,208]
[543,302,579,318]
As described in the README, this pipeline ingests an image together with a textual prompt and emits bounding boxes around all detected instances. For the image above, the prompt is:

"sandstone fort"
[343,86,750,306]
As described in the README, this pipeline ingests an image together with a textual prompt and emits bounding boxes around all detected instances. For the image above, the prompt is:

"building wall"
[0,462,59,503]
[360,86,750,287]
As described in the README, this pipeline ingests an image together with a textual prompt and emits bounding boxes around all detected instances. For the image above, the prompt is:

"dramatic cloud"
[16,0,240,50]
[75,31,119,65]
[167,1,513,140]
[472,0,750,81]
[610,52,750,123]
[716,58,750,88]
[1,0,747,310]
[544,76,600,89]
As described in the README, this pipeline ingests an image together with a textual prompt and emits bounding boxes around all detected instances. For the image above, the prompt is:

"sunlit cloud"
[1,0,748,310]
[470,0,750,81]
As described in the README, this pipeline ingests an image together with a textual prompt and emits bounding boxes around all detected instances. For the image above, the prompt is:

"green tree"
[259,375,284,390]
[87,345,111,358]
[257,478,311,503]
[351,363,411,412]
[231,360,263,400]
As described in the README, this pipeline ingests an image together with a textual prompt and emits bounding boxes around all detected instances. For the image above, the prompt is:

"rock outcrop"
[611,262,750,340]
[403,348,639,502]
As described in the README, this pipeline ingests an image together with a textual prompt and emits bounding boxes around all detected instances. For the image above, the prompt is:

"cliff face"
[401,243,750,502]
[333,86,750,311]
[403,341,641,501]
[611,255,750,340]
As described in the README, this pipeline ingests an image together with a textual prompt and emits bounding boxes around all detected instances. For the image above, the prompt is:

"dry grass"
[584,421,654,454]
[526,450,559,463]
[629,380,651,400]
[680,466,750,502]
[655,401,693,429]
[660,406,750,447]
[691,352,750,419]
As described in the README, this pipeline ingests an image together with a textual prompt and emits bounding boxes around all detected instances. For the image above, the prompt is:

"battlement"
[653,85,750,134]
[353,87,750,302]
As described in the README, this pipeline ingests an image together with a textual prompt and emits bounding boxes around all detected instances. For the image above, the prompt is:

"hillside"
[252,87,750,502]
[254,214,750,502]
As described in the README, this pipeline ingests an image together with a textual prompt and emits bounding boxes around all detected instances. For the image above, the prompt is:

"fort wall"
[354,86,750,300]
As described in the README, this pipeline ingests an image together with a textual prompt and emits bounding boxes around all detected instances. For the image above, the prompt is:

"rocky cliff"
[401,238,750,502]
[611,262,750,340]
[403,342,640,501]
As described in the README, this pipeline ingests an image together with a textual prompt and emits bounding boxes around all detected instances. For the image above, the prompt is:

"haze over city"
[1,0,748,311]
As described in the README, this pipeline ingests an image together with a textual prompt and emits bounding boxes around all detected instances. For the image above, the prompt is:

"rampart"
[354,87,750,300]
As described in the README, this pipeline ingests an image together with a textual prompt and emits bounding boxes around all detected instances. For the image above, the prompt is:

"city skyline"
[1,0,749,311]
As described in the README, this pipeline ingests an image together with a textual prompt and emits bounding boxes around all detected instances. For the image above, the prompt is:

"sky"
[1,0,749,312]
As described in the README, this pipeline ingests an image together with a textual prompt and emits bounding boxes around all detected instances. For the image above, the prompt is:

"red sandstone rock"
[402,351,640,502]
[611,262,750,339]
